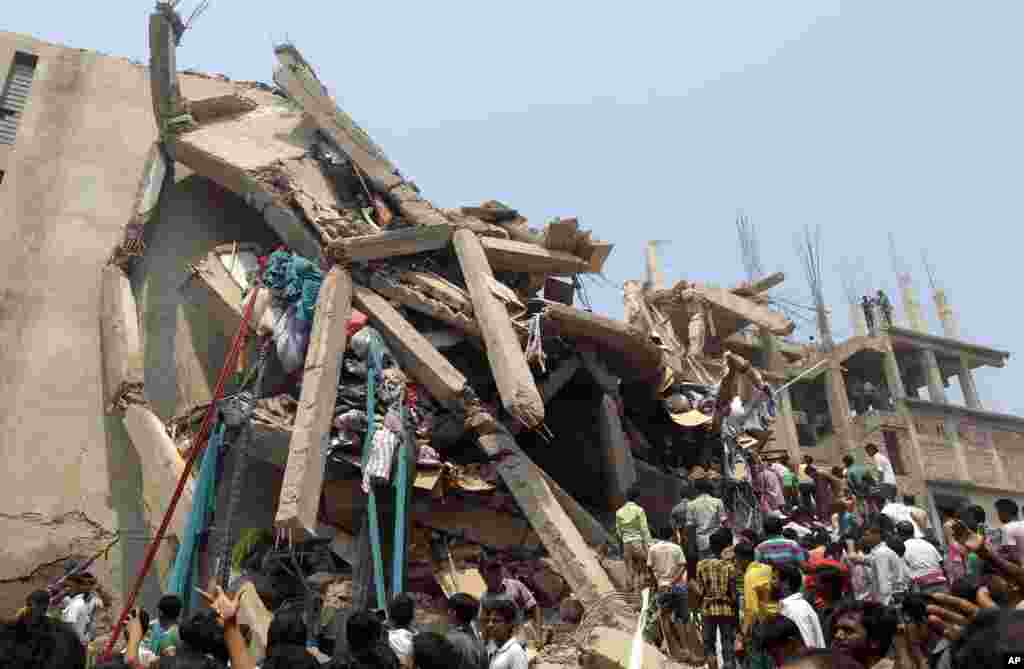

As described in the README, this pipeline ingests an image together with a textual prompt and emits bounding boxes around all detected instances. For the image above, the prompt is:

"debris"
[275,267,353,537]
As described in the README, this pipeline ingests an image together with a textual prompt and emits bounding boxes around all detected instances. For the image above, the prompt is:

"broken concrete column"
[181,252,276,342]
[122,404,195,587]
[276,267,353,538]
[479,236,591,276]
[273,46,402,192]
[101,266,145,411]
[368,272,482,340]
[148,7,187,134]
[597,394,638,510]
[236,581,272,662]
[471,420,614,605]
[328,225,454,264]
[172,110,325,261]
[352,286,467,406]
[543,303,664,383]
[453,229,544,428]
[535,467,616,551]
[579,626,672,669]
[687,285,795,336]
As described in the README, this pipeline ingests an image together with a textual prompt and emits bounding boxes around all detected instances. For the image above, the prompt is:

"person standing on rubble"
[480,559,543,649]
[865,443,897,503]
[861,296,876,335]
[643,528,692,663]
[681,476,728,562]
[876,290,894,328]
[615,484,653,594]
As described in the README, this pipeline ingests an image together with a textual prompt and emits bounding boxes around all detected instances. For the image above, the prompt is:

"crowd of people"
[0,551,563,669]
[613,442,1024,669]
[4,438,1024,669]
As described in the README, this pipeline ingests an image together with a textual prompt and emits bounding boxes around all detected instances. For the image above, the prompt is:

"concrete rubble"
[90,4,805,664]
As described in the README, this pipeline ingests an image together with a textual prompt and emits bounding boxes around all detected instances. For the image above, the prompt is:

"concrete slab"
[276,267,353,537]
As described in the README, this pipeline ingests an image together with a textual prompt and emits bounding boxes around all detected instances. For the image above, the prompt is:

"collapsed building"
[2,4,1020,667]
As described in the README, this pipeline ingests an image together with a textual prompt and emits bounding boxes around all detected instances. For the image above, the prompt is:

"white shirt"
[874,453,897,485]
[61,594,102,643]
[869,542,907,605]
[881,503,923,538]
[903,538,944,582]
[388,628,415,668]
[784,521,813,538]
[487,637,529,669]
[780,593,825,649]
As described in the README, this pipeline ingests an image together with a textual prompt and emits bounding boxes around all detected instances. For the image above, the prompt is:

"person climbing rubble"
[479,559,543,649]
[615,484,653,594]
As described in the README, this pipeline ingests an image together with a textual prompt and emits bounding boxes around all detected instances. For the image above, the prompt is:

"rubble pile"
[97,4,803,664]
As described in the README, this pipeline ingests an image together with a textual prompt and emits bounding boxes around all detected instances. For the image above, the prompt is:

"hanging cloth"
[167,420,223,611]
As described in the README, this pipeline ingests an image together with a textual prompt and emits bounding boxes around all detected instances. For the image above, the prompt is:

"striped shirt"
[754,537,808,568]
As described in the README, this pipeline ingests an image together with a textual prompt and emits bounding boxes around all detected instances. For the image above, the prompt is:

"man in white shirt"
[772,562,825,649]
[482,598,529,669]
[60,573,109,644]
[881,500,923,538]
[865,444,897,502]
[895,521,947,594]
[863,518,906,605]
[387,593,417,668]
[996,498,1024,566]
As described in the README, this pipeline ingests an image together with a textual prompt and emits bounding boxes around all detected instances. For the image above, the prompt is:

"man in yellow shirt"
[615,485,652,594]
[734,542,777,669]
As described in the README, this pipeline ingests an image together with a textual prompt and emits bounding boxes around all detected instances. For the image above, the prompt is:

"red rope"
[101,285,261,660]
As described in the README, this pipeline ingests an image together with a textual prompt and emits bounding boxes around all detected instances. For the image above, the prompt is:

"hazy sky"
[10,1,1022,413]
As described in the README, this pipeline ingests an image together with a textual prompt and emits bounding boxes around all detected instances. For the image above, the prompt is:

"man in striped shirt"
[754,515,809,569]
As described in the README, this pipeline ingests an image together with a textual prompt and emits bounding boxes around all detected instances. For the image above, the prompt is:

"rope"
[101,281,261,660]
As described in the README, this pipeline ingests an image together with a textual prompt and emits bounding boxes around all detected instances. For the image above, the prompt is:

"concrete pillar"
[922,349,947,404]
[934,289,959,340]
[901,282,927,332]
[882,347,907,402]
[775,388,803,462]
[824,360,855,461]
[958,357,982,410]
[943,414,971,481]
[850,303,867,338]
[596,394,637,510]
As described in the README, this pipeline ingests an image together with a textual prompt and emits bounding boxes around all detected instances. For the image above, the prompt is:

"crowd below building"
[3,440,1024,668]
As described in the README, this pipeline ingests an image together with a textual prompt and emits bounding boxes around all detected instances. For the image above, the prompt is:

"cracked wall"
[0,30,273,615]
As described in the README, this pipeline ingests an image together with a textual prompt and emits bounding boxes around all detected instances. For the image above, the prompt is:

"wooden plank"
[273,47,401,191]
[688,285,795,336]
[474,425,615,605]
[100,266,145,410]
[453,230,544,429]
[276,267,354,537]
[327,224,454,263]
[352,286,467,405]
[479,236,591,275]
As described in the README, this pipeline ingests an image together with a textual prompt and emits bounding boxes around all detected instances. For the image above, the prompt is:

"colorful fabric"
[695,558,736,618]
[261,250,323,322]
[754,538,808,568]
[363,427,397,493]
[145,621,179,657]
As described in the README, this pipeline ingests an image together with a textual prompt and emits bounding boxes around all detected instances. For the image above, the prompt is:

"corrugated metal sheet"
[0,60,38,145]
